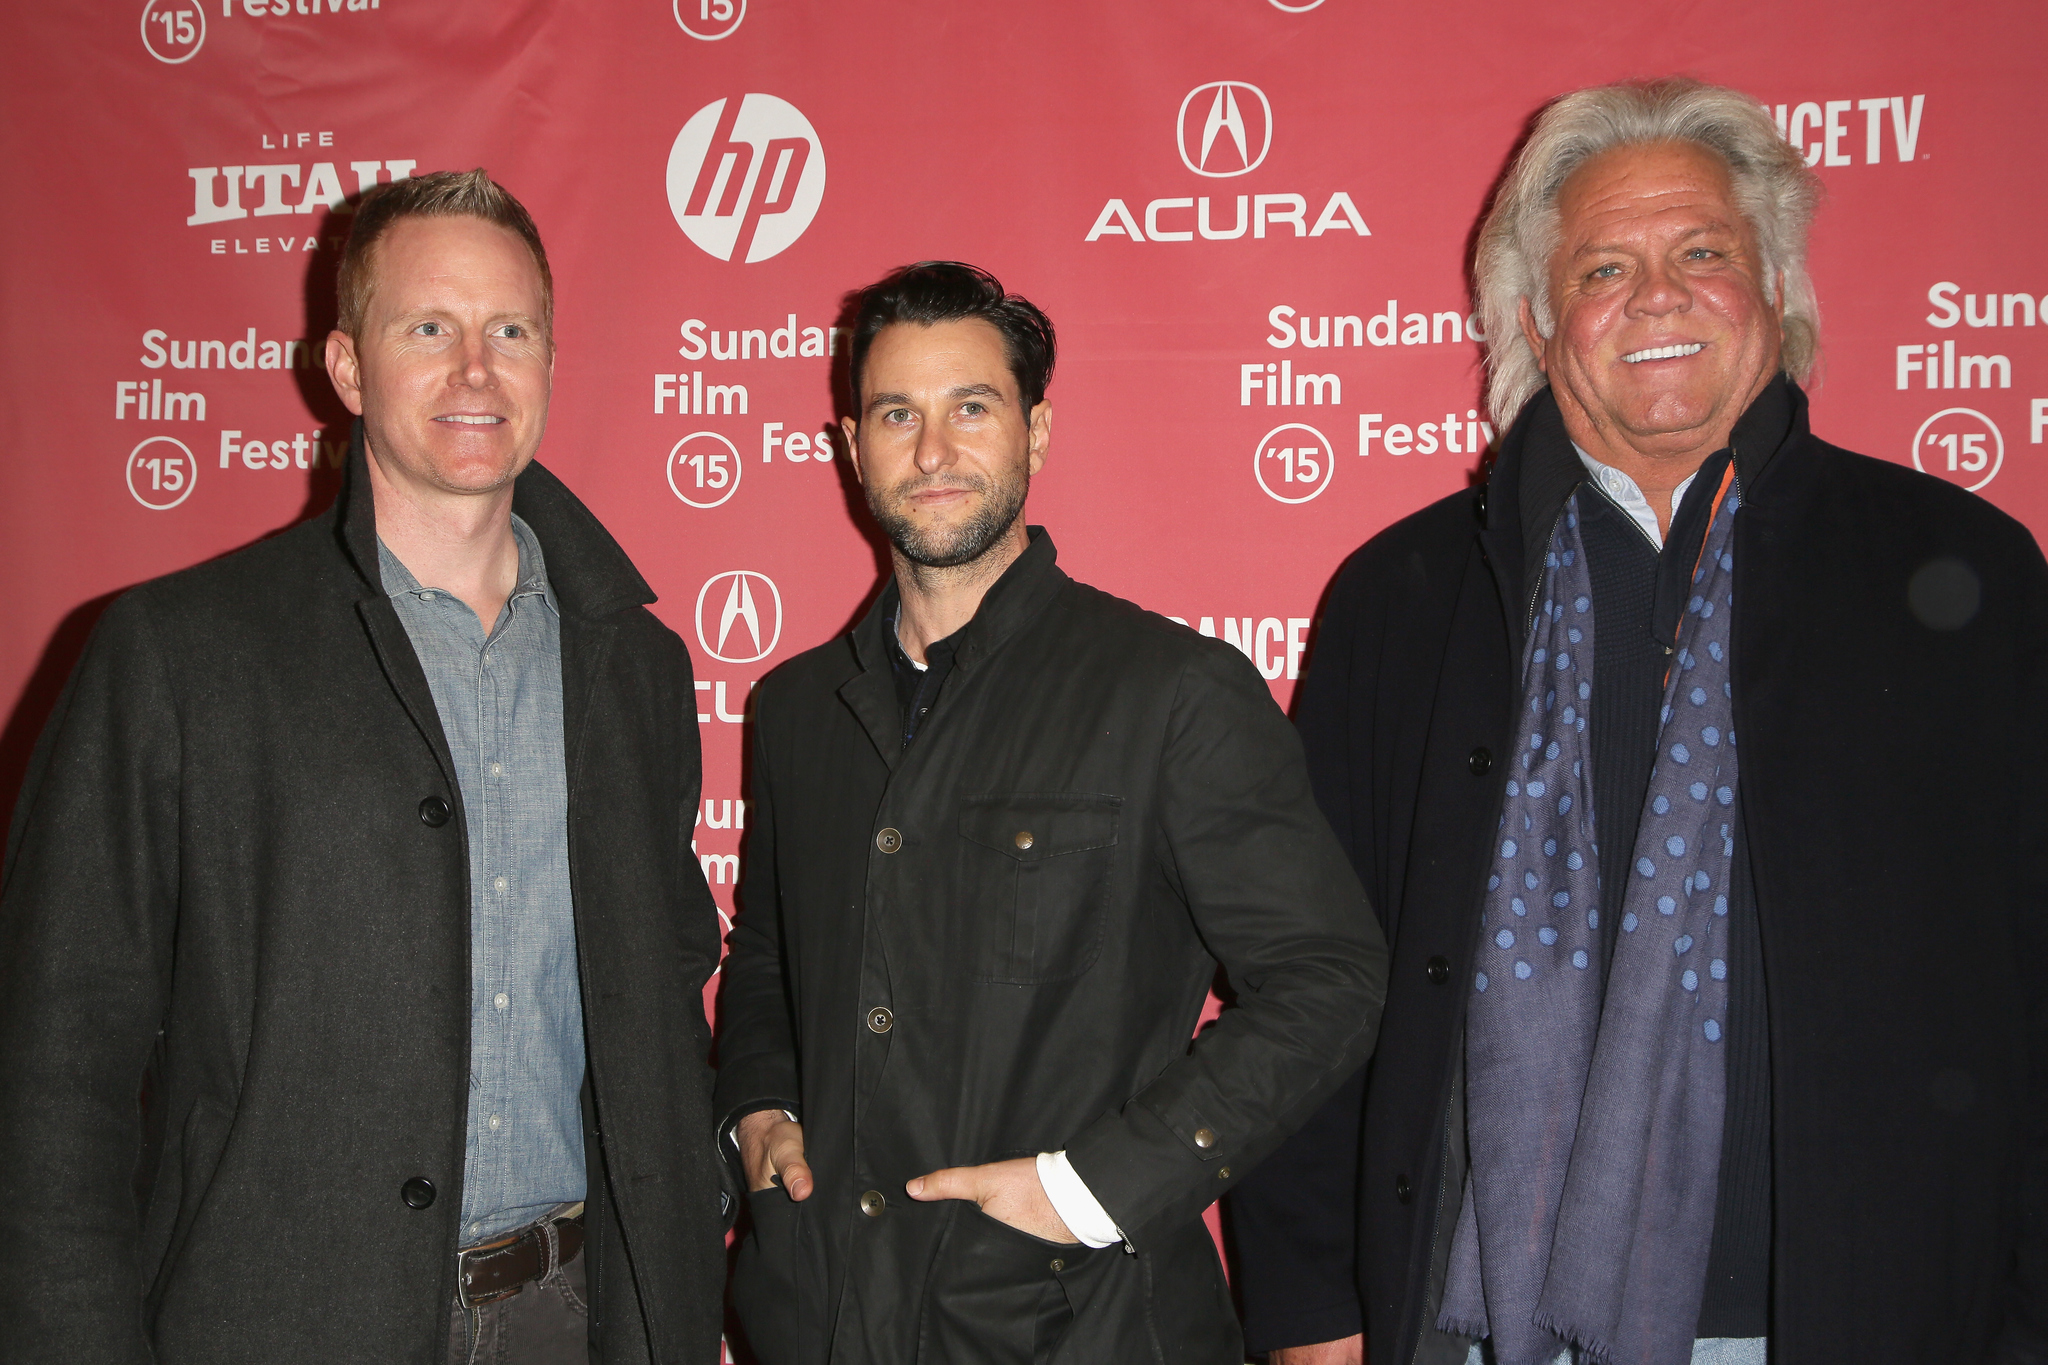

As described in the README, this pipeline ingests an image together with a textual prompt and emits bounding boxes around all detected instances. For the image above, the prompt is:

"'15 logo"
[674,0,744,40]
[1912,408,2003,493]
[127,436,198,510]
[141,0,205,62]
[667,432,743,509]
[667,95,826,264]
[1254,422,1334,503]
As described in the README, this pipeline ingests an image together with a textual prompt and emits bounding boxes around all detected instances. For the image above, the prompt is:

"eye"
[416,321,445,335]
[1590,263,1624,280]
[1684,247,1719,261]
[959,401,986,417]
[498,324,525,338]
[887,408,914,424]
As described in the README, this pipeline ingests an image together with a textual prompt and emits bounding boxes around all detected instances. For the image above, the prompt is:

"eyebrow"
[1570,221,1738,258]
[863,383,1009,414]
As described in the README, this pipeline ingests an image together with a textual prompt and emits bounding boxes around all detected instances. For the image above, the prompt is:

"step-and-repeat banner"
[1,0,2043,1330]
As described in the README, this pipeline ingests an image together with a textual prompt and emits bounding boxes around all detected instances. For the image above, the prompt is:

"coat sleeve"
[1064,626,1389,1253]
[1995,538,2048,1364]
[0,594,179,1364]
[1226,551,1382,1352]
[711,706,803,1171]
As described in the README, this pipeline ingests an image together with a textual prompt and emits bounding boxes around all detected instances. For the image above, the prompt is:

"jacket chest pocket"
[958,794,1122,985]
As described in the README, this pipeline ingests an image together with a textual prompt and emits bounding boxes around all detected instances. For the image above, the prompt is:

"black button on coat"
[1227,382,2048,1365]
[0,430,728,1364]
[716,531,1389,1364]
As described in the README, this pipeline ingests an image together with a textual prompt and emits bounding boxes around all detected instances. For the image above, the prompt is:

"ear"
[1517,299,1550,376]
[1026,400,1051,477]
[840,414,865,487]
[325,329,365,416]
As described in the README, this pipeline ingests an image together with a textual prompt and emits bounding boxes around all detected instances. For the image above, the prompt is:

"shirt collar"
[1571,444,1695,551]
[376,513,559,617]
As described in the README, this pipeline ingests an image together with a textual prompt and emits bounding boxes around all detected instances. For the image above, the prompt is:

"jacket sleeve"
[1065,628,1389,1252]
[0,594,179,1364]
[1995,539,2048,1364]
[1225,552,1381,1352]
[711,708,803,1174]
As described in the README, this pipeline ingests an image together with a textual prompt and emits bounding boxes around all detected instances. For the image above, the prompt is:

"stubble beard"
[869,468,1029,570]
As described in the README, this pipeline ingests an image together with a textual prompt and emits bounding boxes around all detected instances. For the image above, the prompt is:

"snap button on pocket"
[875,828,902,854]
[1014,830,1034,850]
[866,1006,894,1034]
[1193,1127,1217,1149]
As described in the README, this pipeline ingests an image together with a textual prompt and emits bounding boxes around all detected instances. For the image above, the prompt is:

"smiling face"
[325,214,552,499]
[842,318,1049,570]
[1525,140,1782,467]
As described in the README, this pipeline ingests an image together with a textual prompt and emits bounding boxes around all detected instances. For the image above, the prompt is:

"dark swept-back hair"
[846,262,1056,413]
[336,168,554,344]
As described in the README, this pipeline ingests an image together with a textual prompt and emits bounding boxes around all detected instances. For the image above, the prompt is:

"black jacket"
[1229,381,2048,1365]
[0,435,728,1363]
[714,531,1389,1364]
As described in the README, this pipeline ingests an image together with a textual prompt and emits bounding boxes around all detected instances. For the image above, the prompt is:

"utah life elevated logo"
[667,96,825,264]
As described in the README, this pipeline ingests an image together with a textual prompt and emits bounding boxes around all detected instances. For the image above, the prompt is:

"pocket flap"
[959,794,1122,861]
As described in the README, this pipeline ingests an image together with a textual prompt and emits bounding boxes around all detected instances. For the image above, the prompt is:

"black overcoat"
[714,531,1389,1364]
[1228,382,2048,1364]
[0,436,728,1363]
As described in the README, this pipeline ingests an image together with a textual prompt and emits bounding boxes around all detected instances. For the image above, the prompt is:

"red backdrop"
[3,1,2045,1352]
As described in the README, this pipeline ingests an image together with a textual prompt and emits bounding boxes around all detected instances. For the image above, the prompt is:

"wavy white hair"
[1475,77,1822,430]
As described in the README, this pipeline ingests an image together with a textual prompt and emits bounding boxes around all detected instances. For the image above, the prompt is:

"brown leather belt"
[457,1208,585,1309]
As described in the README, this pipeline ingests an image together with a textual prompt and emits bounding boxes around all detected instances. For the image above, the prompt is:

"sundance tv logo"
[1177,82,1272,177]
[696,571,783,664]
[667,96,826,264]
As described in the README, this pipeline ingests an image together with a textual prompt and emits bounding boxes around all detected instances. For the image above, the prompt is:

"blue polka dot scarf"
[1439,473,1740,1365]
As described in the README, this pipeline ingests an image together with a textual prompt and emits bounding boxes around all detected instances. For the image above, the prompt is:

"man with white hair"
[1228,77,2048,1365]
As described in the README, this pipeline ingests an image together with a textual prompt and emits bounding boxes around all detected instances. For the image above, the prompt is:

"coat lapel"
[333,427,462,792]
[557,612,617,797]
[838,589,904,772]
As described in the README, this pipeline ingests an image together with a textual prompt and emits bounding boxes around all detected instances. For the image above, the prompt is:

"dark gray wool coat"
[0,432,728,1363]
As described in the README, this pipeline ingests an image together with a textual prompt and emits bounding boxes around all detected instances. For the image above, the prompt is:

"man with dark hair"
[0,169,727,1363]
[714,261,1389,1363]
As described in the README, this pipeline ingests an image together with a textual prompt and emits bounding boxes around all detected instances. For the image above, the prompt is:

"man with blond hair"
[0,169,726,1363]
[1230,78,2048,1365]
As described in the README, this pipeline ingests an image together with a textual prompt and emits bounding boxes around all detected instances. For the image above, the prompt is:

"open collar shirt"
[378,514,586,1246]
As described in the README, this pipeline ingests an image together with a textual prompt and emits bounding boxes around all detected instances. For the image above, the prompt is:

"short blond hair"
[335,168,553,343]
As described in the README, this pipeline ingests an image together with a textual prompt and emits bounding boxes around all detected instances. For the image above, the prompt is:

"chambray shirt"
[378,516,586,1246]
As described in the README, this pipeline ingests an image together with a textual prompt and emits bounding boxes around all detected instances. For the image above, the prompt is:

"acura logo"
[695,571,784,664]
[1177,81,1272,178]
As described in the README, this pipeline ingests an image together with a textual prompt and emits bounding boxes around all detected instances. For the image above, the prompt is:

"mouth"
[1620,343,1705,364]
[434,414,507,426]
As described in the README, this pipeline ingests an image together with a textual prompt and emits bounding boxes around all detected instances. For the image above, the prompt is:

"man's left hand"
[906,1157,1080,1243]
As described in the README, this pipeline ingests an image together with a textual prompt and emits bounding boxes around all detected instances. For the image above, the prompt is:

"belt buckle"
[456,1231,528,1311]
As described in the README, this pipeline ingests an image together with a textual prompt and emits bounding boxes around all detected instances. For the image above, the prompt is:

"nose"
[451,332,495,389]
[1625,256,1693,319]
[912,415,955,475]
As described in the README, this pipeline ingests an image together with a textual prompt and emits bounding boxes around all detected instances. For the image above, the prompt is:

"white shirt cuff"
[1036,1150,1125,1249]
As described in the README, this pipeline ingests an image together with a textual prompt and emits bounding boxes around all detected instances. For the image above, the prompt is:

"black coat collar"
[1481,376,1805,647]
[849,525,1068,677]
[333,418,656,620]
